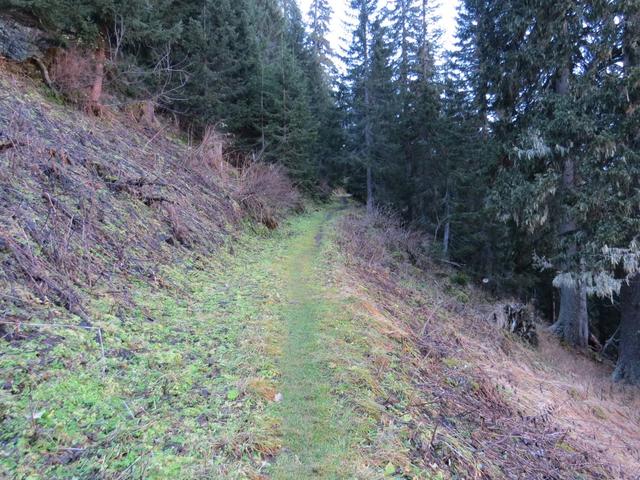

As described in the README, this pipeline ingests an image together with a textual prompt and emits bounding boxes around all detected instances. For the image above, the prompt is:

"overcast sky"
[298,0,460,55]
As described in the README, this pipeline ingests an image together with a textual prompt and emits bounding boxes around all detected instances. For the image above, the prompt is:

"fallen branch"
[435,257,464,268]
[601,324,620,355]
[0,140,25,152]
[31,57,57,93]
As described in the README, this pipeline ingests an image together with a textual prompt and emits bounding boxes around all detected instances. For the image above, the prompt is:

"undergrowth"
[0,71,300,326]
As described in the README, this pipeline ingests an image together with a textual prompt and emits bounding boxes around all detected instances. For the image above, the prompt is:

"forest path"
[269,208,356,479]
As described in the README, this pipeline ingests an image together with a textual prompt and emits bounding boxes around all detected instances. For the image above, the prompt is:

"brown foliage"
[188,126,301,229]
[236,162,301,229]
[337,208,428,270]
[49,47,96,105]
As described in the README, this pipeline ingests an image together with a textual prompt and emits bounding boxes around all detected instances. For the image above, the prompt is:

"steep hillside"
[335,210,640,478]
[0,69,298,324]
[1,69,639,480]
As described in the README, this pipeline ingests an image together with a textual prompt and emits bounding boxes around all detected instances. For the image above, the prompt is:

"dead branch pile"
[484,302,539,346]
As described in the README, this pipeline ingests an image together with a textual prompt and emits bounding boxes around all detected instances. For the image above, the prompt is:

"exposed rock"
[0,14,54,62]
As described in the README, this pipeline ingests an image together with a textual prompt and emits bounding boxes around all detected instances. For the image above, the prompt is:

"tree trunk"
[141,100,156,125]
[551,157,588,346]
[89,36,106,114]
[551,281,589,347]
[613,275,640,384]
[613,7,640,384]
[549,63,589,346]
[443,185,451,257]
[366,164,373,215]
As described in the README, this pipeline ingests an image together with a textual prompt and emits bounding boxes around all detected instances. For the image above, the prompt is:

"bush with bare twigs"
[235,162,302,229]
[49,47,97,105]
[337,207,428,270]
[189,126,302,229]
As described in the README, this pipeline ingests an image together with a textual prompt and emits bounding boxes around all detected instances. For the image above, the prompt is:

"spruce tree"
[344,0,378,212]
[306,0,335,77]
[367,17,400,207]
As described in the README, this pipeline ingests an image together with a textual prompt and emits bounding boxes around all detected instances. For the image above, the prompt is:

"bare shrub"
[187,126,301,229]
[338,208,428,269]
[0,79,299,320]
[50,47,96,105]
[236,162,301,229]
[189,126,228,172]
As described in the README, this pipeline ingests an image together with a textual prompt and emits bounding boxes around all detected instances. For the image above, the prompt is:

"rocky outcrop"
[0,14,54,62]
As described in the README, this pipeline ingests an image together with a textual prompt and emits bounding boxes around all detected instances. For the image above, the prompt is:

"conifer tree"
[600,0,640,383]
[387,0,440,219]
[6,0,180,108]
[304,0,343,187]
[344,0,378,213]
[367,18,400,207]
[307,0,335,77]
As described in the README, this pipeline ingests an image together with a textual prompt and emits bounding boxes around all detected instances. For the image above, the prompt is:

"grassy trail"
[2,208,387,479]
[270,210,353,478]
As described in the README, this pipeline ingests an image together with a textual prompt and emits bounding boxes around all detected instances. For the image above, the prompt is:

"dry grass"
[244,377,279,402]
[0,69,299,322]
[336,207,638,479]
[477,329,640,476]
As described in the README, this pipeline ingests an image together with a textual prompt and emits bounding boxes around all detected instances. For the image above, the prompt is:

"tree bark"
[552,280,589,347]
[366,164,373,215]
[443,185,451,257]
[613,274,640,384]
[89,35,106,114]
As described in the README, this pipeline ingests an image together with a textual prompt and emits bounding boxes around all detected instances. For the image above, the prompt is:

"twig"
[114,448,152,480]
[429,417,440,449]
[142,124,169,153]
[122,400,136,419]
[31,57,57,93]
[434,257,464,268]
[601,325,620,355]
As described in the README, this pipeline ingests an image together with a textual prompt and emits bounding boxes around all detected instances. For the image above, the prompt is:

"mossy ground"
[1,207,433,479]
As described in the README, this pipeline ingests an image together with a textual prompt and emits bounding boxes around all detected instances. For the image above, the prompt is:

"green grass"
[268,212,362,479]
[1,207,439,479]
[1,214,301,478]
